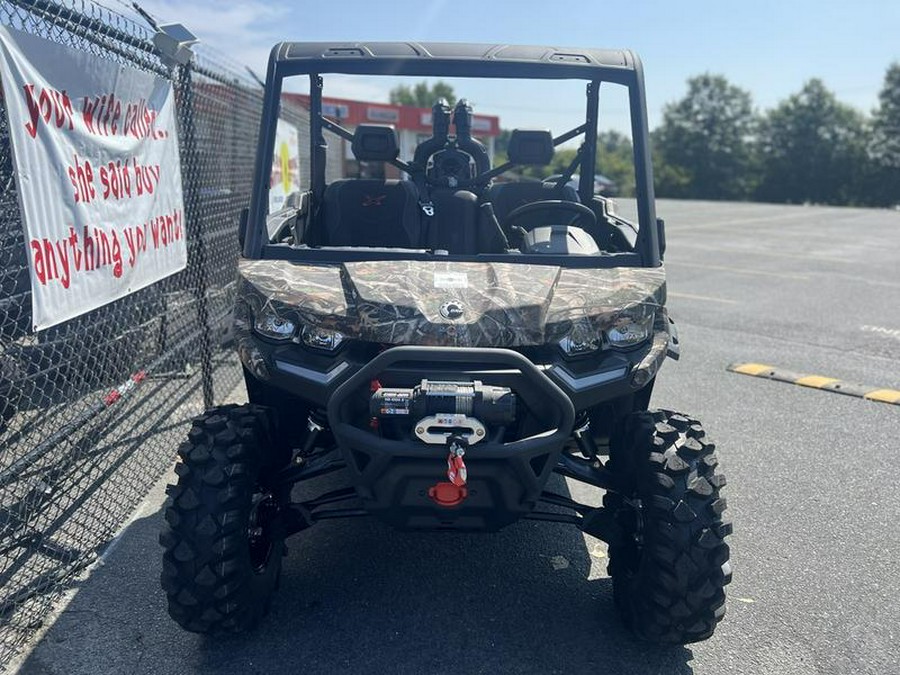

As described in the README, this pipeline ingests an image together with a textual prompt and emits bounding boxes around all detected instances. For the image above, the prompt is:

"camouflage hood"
[236,259,666,347]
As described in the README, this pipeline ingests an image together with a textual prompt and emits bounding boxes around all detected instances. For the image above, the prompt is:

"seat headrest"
[507,129,554,165]
[351,124,399,162]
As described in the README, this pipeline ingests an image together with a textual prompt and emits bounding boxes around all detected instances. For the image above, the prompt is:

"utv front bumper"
[326,347,575,530]
[239,310,676,413]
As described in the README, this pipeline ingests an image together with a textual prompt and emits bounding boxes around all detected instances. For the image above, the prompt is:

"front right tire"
[604,409,732,644]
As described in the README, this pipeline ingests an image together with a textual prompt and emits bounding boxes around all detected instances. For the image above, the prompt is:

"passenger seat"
[319,125,422,248]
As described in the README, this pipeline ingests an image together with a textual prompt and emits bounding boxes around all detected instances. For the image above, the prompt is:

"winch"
[370,379,515,445]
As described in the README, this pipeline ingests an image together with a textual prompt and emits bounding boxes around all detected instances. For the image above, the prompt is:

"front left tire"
[160,404,290,634]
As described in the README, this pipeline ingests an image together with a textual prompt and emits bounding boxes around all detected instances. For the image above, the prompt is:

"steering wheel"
[503,199,597,231]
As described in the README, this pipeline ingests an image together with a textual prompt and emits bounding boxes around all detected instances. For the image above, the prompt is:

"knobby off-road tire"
[603,410,732,644]
[160,404,291,634]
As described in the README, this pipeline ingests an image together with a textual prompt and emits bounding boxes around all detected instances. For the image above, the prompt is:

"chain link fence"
[0,0,309,666]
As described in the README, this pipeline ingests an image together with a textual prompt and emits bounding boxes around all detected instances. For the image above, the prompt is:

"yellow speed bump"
[727,363,900,406]
[864,389,900,404]
[730,363,774,376]
[794,375,841,389]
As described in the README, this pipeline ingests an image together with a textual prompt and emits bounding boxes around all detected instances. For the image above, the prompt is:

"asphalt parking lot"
[14,199,900,675]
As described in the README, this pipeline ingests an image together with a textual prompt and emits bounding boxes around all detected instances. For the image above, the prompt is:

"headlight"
[299,325,346,352]
[558,321,601,356]
[606,314,654,349]
[253,311,296,341]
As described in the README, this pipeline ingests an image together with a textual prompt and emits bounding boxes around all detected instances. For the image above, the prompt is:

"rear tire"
[604,410,732,644]
[160,404,290,634]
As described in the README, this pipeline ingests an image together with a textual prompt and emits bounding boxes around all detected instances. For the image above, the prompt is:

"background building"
[287,94,500,179]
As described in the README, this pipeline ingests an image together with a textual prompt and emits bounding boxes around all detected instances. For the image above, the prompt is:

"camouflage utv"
[160,42,732,644]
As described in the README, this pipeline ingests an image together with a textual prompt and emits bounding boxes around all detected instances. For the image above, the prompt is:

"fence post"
[177,61,215,410]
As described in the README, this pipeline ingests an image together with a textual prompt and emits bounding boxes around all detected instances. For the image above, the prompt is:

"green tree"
[517,146,576,180]
[756,79,868,205]
[867,63,900,206]
[596,130,635,197]
[493,128,512,165]
[389,81,456,107]
[651,140,692,198]
[515,132,636,196]
[654,74,758,200]
[548,148,579,176]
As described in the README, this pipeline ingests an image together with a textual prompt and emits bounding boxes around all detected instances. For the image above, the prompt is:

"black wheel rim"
[614,495,645,575]
[248,491,279,572]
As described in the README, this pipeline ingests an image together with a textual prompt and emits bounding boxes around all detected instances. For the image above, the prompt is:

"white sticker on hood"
[433,272,468,289]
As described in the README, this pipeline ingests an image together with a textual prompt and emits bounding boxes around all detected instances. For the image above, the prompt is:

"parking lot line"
[667,260,810,281]
[671,211,809,232]
[672,241,851,264]
[667,291,737,305]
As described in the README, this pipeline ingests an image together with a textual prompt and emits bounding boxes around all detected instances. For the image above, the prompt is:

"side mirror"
[656,217,666,259]
[238,207,249,248]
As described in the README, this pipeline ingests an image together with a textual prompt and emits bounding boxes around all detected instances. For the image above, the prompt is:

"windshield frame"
[245,42,659,268]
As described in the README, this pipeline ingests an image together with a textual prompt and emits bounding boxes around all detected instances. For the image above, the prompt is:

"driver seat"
[484,128,580,230]
[485,181,580,229]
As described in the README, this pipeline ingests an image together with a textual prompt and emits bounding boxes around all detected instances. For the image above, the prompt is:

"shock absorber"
[298,409,328,458]
[572,411,600,460]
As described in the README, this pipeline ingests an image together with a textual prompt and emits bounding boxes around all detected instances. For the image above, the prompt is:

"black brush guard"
[327,347,576,531]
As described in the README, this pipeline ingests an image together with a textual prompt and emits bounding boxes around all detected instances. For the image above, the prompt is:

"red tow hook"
[429,482,468,507]
[429,436,469,508]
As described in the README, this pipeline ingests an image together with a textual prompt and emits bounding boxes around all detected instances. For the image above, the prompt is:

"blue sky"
[137,0,897,135]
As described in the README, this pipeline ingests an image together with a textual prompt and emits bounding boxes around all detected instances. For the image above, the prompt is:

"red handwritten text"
[29,208,183,288]
[66,154,163,203]
[81,92,122,136]
[67,153,96,204]
[23,84,74,138]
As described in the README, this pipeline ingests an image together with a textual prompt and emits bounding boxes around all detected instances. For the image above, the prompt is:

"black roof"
[270,42,639,81]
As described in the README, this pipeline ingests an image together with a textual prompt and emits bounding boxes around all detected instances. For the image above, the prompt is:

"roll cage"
[244,42,660,268]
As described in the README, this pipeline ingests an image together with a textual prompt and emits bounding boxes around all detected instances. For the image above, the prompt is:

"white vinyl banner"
[0,26,187,330]
[268,118,300,213]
